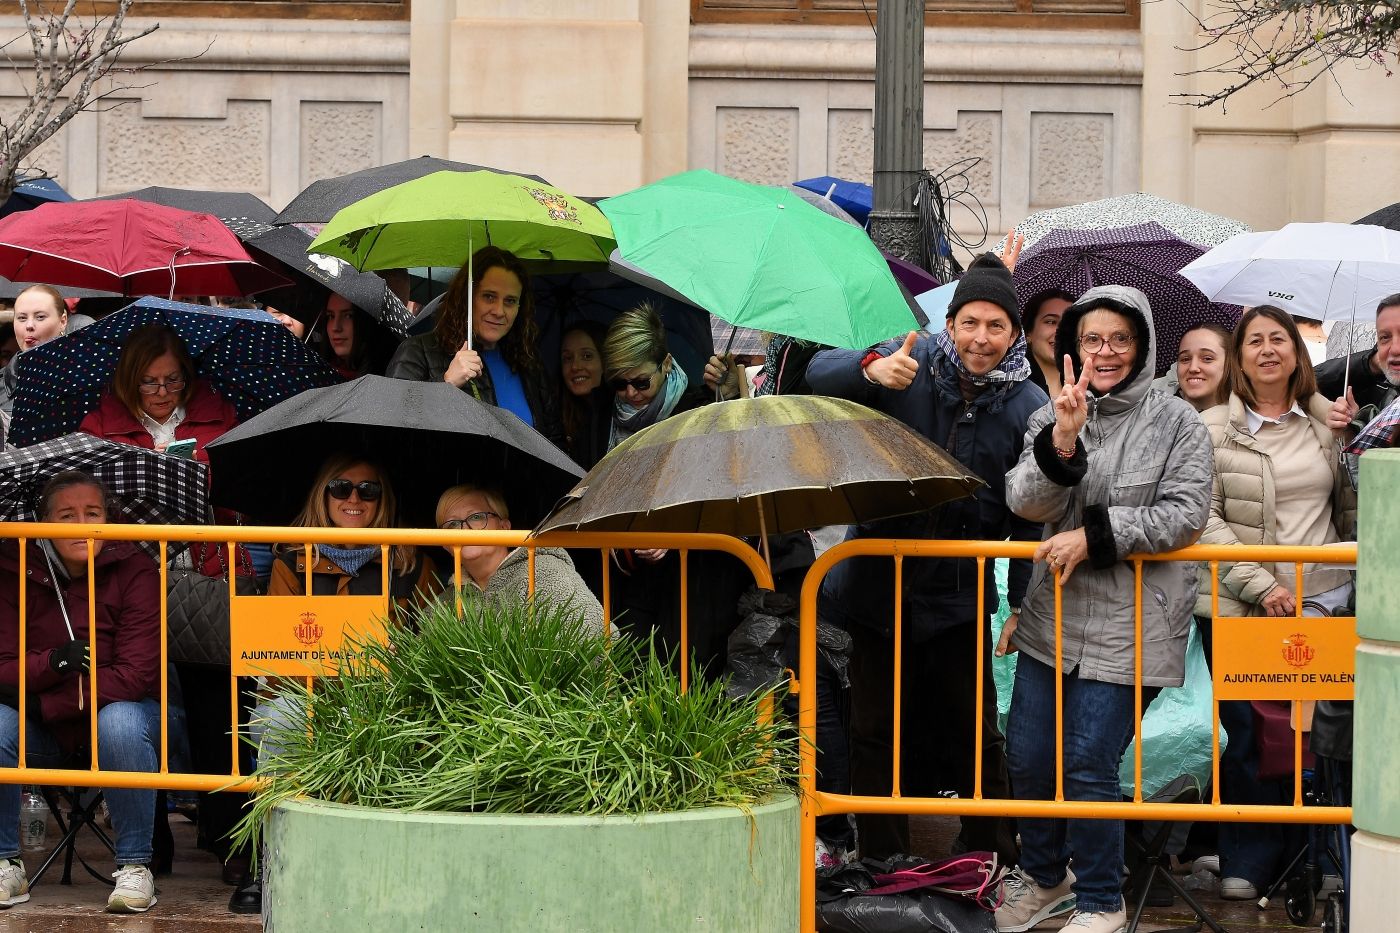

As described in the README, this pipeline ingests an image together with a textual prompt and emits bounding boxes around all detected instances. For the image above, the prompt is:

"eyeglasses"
[1079,333,1136,353]
[325,479,383,502]
[138,377,187,396]
[441,512,498,531]
[608,371,656,393]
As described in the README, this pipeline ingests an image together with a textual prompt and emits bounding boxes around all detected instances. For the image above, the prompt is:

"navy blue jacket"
[806,336,1048,641]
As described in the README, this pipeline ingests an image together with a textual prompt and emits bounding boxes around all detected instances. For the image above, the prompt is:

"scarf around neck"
[609,364,688,450]
[932,328,1032,386]
[319,544,379,577]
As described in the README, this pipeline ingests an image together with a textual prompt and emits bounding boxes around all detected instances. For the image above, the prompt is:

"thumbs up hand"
[864,331,921,390]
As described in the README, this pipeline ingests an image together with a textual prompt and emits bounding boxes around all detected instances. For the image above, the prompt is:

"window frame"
[690,0,1139,30]
[76,0,409,21]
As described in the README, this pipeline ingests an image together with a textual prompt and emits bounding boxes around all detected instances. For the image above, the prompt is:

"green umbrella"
[599,170,921,350]
[308,170,616,272]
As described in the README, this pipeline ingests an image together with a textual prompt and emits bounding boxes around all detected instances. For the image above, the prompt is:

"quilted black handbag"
[166,542,263,668]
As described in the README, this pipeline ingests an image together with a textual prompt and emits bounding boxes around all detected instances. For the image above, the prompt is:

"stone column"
[869,0,924,264]
[1352,448,1400,930]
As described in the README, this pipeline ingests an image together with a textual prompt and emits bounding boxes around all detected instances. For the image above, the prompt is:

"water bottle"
[20,790,46,851]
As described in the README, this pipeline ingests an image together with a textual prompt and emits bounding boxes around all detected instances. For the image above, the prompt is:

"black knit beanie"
[946,253,1022,330]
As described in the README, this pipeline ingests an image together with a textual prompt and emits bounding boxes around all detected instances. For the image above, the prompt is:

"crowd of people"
[0,224,1391,930]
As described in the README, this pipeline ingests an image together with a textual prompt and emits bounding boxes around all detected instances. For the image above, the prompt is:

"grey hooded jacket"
[1005,285,1214,687]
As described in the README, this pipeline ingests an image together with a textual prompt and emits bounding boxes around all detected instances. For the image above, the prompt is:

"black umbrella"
[1355,203,1400,231]
[273,156,549,225]
[205,375,583,527]
[90,186,276,224]
[220,217,415,337]
[0,434,210,559]
[0,276,119,301]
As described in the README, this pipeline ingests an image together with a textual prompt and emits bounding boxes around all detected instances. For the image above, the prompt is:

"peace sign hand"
[1051,354,1091,450]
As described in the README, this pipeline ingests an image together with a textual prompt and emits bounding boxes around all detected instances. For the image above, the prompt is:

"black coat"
[1315,347,1397,421]
[806,337,1049,641]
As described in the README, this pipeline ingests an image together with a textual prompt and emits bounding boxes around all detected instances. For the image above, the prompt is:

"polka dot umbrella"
[8,297,344,448]
[1012,222,1241,377]
[996,193,1250,252]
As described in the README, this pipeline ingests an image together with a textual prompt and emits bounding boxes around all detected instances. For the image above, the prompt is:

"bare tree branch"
[1175,0,1400,108]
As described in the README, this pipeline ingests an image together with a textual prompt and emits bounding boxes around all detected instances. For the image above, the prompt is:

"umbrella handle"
[466,233,474,353]
[167,247,192,300]
[714,325,740,402]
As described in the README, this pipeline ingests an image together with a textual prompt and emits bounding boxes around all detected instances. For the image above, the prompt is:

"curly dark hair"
[434,246,539,376]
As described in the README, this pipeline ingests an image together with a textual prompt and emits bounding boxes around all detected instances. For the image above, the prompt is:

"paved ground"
[0,806,1328,931]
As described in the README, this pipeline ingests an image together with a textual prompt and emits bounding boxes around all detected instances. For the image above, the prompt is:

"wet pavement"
[0,808,258,932]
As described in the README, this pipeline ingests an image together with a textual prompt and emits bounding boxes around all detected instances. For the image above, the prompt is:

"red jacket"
[0,540,161,749]
[79,379,246,578]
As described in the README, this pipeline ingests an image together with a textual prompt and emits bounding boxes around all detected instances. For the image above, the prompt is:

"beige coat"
[1195,393,1357,618]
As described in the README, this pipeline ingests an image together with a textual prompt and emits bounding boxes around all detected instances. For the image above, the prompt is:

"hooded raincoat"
[1005,285,1213,688]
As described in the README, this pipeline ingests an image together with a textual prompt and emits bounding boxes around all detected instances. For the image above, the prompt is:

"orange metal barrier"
[797,539,1357,933]
[0,523,772,795]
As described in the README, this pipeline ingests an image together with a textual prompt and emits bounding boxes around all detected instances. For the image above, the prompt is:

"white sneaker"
[0,859,29,908]
[106,864,157,913]
[1220,876,1258,901]
[1063,908,1128,933]
[1192,854,1220,876]
[995,866,1077,932]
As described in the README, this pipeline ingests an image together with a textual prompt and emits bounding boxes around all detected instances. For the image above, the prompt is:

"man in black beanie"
[806,251,1049,864]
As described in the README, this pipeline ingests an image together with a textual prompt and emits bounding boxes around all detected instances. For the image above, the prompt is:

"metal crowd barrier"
[797,539,1358,933]
[0,523,773,794]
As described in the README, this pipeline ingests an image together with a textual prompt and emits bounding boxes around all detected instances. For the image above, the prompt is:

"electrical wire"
[911,158,991,283]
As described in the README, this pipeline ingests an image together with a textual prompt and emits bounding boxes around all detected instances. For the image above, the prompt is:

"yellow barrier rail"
[0,523,772,796]
[797,539,1357,933]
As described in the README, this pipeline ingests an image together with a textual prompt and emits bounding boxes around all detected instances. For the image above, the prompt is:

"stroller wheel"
[1322,892,1345,933]
[1285,874,1316,925]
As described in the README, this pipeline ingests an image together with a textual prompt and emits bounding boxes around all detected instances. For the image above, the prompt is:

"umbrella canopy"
[1,176,71,218]
[8,297,342,448]
[0,434,210,559]
[710,315,768,357]
[1354,203,1400,232]
[0,277,118,301]
[999,193,1250,251]
[0,200,290,298]
[1179,223,1400,322]
[1345,396,1400,456]
[310,170,615,272]
[535,394,983,537]
[600,170,921,350]
[792,176,873,225]
[90,186,276,225]
[221,217,414,336]
[274,155,548,225]
[1013,222,1241,376]
[205,375,584,526]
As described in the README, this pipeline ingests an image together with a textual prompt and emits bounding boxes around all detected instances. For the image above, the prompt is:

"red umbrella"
[0,199,290,297]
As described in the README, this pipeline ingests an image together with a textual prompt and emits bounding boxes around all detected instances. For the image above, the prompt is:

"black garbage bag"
[816,858,995,933]
[725,587,852,699]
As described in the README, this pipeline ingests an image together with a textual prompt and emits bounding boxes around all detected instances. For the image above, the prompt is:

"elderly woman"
[1194,306,1356,902]
[387,246,563,448]
[434,484,606,636]
[998,286,1213,933]
[0,471,162,914]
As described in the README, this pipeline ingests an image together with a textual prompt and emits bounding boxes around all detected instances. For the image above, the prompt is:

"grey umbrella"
[90,186,276,224]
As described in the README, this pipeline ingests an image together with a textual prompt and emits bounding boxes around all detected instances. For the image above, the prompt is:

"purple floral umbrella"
[1012,221,1241,377]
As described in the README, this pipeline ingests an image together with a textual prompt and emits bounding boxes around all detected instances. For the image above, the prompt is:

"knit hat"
[946,253,1021,329]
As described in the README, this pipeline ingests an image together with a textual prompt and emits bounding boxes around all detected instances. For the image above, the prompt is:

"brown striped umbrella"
[534,395,983,541]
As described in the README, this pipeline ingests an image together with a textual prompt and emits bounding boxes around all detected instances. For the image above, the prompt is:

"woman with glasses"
[387,246,564,449]
[268,454,435,603]
[603,301,708,451]
[433,484,605,636]
[999,286,1213,933]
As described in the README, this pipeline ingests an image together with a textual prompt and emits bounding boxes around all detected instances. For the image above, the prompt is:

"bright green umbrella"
[599,170,921,350]
[308,170,616,272]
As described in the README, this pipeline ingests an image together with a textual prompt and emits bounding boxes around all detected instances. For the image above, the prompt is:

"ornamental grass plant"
[231,596,795,854]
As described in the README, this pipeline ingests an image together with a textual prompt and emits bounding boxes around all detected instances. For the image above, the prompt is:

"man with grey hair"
[1316,294,1400,431]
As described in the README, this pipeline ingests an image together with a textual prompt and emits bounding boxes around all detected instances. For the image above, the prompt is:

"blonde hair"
[16,284,65,316]
[288,453,414,573]
[435,484,510,526]
[603,301,668,381]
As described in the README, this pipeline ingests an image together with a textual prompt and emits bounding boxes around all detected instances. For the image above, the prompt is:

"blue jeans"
[1006,654,1160,914]
[0,699,160,865]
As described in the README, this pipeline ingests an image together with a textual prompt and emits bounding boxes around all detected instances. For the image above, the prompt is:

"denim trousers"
[0,699,160,865]
[1006,654,1160,914]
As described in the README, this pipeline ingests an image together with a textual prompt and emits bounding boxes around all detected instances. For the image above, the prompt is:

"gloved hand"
[49,640,90,676]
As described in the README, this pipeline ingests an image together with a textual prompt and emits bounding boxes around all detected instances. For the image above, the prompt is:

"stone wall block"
[96,99,271,196]
[716,107,798,186]
[1029,112,1111,210]
[300,102,384,188]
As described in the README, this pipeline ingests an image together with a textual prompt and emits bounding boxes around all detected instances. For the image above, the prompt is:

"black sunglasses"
[325,479,383,502]
[609,372,655,393]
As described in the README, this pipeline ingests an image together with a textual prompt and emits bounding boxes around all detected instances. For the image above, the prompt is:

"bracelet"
[1054,443,1076,460]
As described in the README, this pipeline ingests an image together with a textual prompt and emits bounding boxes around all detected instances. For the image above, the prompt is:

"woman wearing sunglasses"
[603,302,708,452]
[433,484,606,636]
[268,454,435,603]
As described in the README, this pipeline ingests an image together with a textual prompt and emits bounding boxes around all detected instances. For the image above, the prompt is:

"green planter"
[263,794,799,932]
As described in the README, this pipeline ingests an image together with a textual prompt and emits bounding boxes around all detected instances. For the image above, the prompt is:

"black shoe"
[228,872,262,914]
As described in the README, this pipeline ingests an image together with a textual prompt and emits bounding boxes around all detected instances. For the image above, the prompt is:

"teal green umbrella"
[308,170,616,272]
[599,170,920,350]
